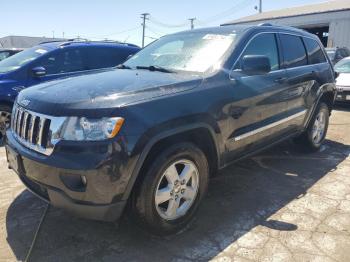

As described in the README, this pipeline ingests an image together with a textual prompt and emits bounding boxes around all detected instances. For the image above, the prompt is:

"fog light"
[60,173,87,192]
[81,175,87,186]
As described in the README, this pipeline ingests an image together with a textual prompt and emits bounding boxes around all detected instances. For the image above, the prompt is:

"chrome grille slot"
[10,105,66,156]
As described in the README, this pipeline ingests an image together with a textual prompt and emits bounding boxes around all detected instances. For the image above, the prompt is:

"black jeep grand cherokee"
[5,25,336,235]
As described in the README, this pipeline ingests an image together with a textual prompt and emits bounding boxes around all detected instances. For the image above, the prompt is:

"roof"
[0,36,65,49]
[223,0,350,25]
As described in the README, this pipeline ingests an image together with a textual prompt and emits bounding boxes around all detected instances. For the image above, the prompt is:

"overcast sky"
[1,0,325,46]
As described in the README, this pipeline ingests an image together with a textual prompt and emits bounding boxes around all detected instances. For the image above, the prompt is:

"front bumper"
[5,130,135,222]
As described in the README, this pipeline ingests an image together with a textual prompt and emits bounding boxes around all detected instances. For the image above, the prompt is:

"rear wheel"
[0,105,12,143]
[295,102,329,152]
[130,142,209,235]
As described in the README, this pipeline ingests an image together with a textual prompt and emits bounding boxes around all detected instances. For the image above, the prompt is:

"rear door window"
[238,33,280,71]
[280,34,307,68]
[85,47,127,70]
[303,38,327,64]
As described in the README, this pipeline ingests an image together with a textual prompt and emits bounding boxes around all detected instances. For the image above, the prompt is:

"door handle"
[274,77,288,83]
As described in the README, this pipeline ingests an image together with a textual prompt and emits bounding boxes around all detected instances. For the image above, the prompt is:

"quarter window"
[280,34,307,68]
[238,33,279,71]
[85,47,128,70]
[303,38,326,64]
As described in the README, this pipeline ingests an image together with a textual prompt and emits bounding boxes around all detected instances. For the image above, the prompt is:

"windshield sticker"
[35,49,47,54]
[202,34,234,40]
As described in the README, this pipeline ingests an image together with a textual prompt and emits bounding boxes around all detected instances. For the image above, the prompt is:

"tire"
[294,102,329,152]
[129,142,209,235]
[0,104,12,143]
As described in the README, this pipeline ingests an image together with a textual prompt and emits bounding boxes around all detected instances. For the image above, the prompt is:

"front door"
[224,32,291,162]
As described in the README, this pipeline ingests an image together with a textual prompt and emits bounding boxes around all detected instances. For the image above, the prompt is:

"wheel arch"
[0,100,14,109]
[122,123,221,201]
[305,83,336,128]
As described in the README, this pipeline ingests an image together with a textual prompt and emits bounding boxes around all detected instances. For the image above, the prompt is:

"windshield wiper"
[116,64,132,69]
[136,65,174,73]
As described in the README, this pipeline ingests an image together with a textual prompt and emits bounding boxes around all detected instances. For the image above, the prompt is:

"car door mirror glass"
[32,66,46,78]
[241,55,271,75]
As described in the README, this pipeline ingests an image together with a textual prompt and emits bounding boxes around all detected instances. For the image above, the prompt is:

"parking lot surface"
[1,107,350,262]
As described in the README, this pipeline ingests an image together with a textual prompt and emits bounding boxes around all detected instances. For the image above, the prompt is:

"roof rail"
[40,38,140,48]
[39,39,67,44]
[258,23,273,26]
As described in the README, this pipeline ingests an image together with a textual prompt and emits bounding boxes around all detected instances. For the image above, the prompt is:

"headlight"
[60,117,124,141]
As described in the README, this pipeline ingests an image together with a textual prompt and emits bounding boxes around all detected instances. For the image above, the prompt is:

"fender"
[304,82,336,129]
[121,122,221,201]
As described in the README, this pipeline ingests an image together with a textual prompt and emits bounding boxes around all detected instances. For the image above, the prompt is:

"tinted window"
[238,33,279,71]
[36,49,85,75]
[303,38,326,64]
[344,48,350,57]
[85,47,129,70]
[280,34,307,68]
[339,49,350,58]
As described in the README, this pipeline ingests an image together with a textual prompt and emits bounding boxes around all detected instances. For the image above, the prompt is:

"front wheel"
[130,142,209,235]
[0,105,12,143]
[295,102,329,152]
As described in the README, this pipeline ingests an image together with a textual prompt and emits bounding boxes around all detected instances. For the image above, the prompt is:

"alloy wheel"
[312,110,326,144]
[155,159,199,221]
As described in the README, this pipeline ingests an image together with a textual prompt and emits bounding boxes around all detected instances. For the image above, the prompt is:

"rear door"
[277,33,313,129]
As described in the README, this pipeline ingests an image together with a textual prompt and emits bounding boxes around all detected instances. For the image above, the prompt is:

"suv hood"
[17,69,202,116]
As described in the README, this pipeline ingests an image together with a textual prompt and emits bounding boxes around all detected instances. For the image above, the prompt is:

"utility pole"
[259,0,262,13]
[141,13,150,48]
[189,18,196,30]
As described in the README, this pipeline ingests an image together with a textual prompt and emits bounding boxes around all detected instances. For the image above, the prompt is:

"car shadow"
[334,103,350,112]
[5,139,350,261]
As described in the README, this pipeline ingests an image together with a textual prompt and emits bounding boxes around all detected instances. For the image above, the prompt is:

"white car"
[335,57,350,102]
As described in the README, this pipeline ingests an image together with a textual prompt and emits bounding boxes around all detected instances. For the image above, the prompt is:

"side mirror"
[32,67,46,78]
[335,71,340,79]
[241,55,271,75]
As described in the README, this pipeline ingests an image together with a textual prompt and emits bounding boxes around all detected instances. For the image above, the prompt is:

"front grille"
[11,105,66,156]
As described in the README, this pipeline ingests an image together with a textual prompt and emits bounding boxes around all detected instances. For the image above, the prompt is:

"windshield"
[124,32,237,73]
[0,46,49,73]
[335,59,350,73]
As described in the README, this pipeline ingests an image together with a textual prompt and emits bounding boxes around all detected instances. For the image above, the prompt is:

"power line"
[148,16,188,28]
[146,26,165,37]
[197,0,256,25]
[64,26,141,40]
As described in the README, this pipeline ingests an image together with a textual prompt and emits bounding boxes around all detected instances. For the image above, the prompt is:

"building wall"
[329,18,350,48]
[228,10,350,48]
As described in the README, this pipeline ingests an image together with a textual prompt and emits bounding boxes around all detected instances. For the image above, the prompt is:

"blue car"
[0,40,140,140]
